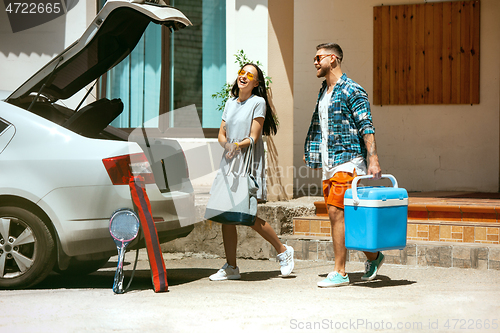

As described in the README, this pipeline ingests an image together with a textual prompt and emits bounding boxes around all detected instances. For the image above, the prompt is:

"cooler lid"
[344,186,408,207]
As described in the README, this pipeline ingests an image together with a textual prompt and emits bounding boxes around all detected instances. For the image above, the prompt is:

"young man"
[304,43,384,287]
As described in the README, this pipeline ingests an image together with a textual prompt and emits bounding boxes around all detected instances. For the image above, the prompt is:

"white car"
[0,0,196,289]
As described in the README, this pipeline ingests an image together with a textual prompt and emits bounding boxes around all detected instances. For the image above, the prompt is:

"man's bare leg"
[328,204,347,276]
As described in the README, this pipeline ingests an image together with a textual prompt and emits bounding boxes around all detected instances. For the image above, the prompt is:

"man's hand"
[363,133,382,179]
[367,156,382,179]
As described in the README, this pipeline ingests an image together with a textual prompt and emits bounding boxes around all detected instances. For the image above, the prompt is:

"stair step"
[278,236,500,270]
[293,216,500,245]
[293,192,500,244]
[295,196,500,245]
[313,197,500,222]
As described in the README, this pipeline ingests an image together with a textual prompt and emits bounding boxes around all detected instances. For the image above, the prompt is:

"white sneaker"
[209,263,241,281]
[277,244,294,277]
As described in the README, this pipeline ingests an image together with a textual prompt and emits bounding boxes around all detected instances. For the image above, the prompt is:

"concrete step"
[293,215,500,245]
[295,194,500,245]
[167,188,500,270]
[314,194,500,222]
[278,236,500,270]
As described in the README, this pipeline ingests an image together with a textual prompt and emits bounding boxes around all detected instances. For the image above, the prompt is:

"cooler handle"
[351,174,398,205]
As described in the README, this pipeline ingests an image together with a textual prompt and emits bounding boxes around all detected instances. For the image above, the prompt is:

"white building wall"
[293,0,500,193]
[226,0,268,83]
[188,0,270,187]
[0,1,95,108]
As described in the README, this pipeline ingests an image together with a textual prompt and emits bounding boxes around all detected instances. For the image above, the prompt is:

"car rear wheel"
[0,207,56,289]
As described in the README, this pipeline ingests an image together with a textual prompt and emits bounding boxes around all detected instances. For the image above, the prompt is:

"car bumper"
[38,183,196,258]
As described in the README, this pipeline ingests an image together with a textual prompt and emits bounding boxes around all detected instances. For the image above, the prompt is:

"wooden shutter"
[373,1,480,105]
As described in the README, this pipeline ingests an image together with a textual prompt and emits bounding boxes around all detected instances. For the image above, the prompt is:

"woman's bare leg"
[222,224,238,267]
[251,217,286,254]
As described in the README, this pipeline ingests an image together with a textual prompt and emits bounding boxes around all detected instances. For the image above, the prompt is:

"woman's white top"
[216,95,267,200]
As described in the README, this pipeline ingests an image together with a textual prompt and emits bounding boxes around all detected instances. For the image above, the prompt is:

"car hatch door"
[6,0,192,103]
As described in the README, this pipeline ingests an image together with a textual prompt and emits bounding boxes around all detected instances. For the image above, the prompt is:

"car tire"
[55,257,110,276]
[0,207,56,289]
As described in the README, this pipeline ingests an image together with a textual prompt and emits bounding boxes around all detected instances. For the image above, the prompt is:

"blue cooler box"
[344,174,408,252]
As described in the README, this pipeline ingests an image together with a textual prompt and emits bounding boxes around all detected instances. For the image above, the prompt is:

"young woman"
[208,63,294,281]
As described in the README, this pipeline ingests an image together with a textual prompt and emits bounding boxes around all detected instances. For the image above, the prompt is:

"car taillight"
[102,153,155,185]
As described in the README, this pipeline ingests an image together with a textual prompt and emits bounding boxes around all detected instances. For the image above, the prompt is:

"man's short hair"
[316,43,343,64]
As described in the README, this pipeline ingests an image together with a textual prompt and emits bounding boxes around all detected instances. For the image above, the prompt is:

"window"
[373,1,480,105]
[0,119,9,135]
[169,0,226,130]
[103,24,162,128]
[98,0,226,133]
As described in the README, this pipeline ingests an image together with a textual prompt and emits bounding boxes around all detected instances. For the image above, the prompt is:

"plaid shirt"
[304,73,375,169]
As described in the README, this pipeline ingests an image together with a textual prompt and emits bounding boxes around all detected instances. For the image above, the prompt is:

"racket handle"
[113,245,126,294]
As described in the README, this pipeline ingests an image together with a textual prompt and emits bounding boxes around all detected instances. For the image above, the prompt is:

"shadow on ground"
[318,272,416,288]
[30,259,292,291]
[31,260,218,291]
[239,270,284,281]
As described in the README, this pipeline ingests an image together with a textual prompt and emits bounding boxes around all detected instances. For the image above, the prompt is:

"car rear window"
[0,119,9,134]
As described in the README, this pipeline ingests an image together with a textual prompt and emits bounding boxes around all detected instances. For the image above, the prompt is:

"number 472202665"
[5,2,62,14]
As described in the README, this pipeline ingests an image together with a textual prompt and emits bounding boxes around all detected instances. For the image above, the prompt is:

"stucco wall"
[267,0,294,200]
[3,0,498,195]
[293,0,500,193]
[226,0,269,81]
[0,1,96,108]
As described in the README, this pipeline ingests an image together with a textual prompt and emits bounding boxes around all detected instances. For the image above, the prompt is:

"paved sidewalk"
[134,254,500,333]
[3,253,498,333]
[159,254,500,333]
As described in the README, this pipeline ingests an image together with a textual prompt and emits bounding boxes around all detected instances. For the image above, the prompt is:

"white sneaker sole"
[317,281,349,288]
[209,274,241,281]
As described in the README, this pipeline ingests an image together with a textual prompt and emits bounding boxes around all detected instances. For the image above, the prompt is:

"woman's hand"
[225,142,240,159]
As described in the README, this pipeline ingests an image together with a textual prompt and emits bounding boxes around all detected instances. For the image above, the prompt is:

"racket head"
[109,208,140,243]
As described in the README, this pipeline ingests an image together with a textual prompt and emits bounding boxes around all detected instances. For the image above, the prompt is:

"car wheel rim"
[0,217,37,279]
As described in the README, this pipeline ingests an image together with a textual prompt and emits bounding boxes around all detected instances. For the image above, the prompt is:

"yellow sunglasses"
[238,69,255,81]
[314,54,336,63]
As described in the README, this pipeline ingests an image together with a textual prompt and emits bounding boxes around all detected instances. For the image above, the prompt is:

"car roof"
[6,0,191,103]
[0,91,12,101]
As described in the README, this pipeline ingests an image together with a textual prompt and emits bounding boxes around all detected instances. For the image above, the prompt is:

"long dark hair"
[230,63,278,136]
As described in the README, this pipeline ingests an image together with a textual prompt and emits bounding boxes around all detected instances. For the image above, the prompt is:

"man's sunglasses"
[238,69,255,81]
[313,54,336,63]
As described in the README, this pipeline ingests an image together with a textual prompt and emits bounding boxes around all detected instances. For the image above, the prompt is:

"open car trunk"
[5,0,191,134]
[4,0,192,193]
[7,0,190,103]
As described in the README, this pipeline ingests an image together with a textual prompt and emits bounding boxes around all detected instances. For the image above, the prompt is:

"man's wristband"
[234,142,239,149]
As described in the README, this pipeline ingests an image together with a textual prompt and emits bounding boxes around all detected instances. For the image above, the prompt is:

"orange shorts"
[322,171,357,210]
